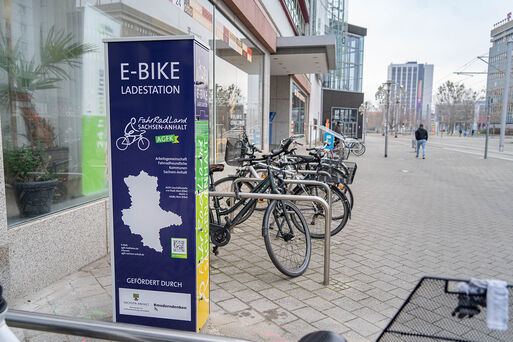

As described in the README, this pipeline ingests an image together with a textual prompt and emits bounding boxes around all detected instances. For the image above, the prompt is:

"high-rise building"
[486,13,513,128]
[311,0,368,138]
[387,62,434,128]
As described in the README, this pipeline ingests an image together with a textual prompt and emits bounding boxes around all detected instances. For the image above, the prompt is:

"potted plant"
[0,27,95,148]
[3,144,58,217]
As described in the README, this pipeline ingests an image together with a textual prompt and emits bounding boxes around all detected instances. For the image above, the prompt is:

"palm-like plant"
[0,26,95,147]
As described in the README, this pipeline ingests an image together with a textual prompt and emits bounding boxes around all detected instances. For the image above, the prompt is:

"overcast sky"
[348,0,512,105]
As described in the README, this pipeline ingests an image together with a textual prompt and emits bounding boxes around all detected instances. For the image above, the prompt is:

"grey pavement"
[10,133,513,341]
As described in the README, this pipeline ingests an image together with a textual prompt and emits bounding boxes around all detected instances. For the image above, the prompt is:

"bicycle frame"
[211,166,282,229]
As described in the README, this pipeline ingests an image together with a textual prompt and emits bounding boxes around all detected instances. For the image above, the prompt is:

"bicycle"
[209,141,312,277]
[115,131,150,151]
[334,136,366,156]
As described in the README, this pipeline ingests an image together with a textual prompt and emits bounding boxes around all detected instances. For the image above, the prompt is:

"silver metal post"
[485,97,492,159]
[385,81,391,157]
[6,310,250,342]
[499,40,513,152]
[309,123,312,148]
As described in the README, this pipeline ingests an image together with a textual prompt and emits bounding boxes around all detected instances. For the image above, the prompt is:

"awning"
[271,35,336,75]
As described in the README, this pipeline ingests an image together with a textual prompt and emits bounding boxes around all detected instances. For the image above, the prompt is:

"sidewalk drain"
[328,279,351,292]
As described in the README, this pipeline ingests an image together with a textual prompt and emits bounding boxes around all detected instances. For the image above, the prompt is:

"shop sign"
[105,36,209,332]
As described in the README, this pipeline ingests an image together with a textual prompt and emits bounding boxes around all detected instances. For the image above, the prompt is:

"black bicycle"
[209,146,312,277]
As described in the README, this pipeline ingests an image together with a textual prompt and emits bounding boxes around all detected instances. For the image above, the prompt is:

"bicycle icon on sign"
[116,118,150,151]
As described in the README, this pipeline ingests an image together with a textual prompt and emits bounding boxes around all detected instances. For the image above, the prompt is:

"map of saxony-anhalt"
[122,170,182,252]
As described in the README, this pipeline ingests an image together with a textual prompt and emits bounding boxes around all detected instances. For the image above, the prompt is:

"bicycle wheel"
[138,137,150,151]
[115,137,129,151]
[351,142,366,156]
[213,176,256,226]
[263,200,311,277]
[292,184,350,238]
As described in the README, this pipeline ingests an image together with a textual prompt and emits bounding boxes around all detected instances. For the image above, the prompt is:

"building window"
[213,10,264,161]
[0,0,224,225]
[283,0,307,35]
[291,84,307,136]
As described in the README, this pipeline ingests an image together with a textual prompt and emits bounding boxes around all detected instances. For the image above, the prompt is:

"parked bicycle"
[209,137,311,277]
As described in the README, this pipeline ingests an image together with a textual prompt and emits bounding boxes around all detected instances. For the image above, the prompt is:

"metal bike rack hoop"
[211,179,332,286]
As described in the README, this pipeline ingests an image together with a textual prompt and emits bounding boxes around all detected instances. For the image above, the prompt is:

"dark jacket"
[415,127,428,141]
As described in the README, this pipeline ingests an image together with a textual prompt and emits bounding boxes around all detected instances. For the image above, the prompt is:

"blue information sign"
[105,36,209,332]
[324,133,334,150]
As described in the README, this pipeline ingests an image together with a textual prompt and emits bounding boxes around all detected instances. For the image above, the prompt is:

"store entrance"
[331,107,358,138]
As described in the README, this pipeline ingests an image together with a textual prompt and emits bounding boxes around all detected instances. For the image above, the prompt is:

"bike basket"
[342,161,357,185]
[225,138,246,167]
[377,276,513,342]
[336,147,350,160]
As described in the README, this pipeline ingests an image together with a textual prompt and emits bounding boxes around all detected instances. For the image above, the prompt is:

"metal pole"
[363,105,366,143]
[394,97,398,138]
[309,123,312,147]
[6,310,250,342]
[485,115,490,159]
[385,81,391,157]
[499,40,513,152]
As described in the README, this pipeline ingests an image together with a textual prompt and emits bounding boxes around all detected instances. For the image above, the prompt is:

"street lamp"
[382,81,403,157]
[359,102,367,143]
[394,85,404,138]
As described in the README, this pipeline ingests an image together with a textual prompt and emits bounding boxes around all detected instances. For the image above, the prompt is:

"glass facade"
[291,83,307,136]
[0,0,263,225]
[322,0,347,90]
[486,28,513,124]
[283,0,307,35]
[214,11,263,161]
[341,32,364,92]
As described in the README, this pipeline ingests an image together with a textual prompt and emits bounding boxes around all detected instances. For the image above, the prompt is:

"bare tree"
[436,81,482,134]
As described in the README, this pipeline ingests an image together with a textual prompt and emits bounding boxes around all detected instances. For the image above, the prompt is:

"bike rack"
[6,309,251,342]
[211,178,332,286]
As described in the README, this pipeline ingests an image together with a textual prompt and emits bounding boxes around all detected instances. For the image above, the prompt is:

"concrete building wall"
[270,76,292,147]
[259,0,295,37]
[0,118,9,296]
[309,75,323,143]
[4,200,108,299]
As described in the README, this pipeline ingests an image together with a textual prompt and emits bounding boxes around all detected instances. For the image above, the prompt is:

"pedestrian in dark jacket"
[415,124,428,159]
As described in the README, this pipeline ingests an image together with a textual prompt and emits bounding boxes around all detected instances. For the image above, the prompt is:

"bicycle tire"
[351,142,366,156]
[212,176,256,226]
[263,200,311,277]
[292,184,350,238]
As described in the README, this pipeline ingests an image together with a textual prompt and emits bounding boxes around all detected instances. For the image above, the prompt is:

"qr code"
[172,239,187,254]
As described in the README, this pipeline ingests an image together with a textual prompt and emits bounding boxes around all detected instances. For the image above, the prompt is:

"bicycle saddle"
[295,154,316,163]
[209,164,225,174]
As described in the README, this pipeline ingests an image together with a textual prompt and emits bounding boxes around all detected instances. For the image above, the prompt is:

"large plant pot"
[14,179,59,217]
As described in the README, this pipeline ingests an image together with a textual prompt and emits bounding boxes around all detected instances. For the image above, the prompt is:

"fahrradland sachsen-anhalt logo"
[116,116,187,151]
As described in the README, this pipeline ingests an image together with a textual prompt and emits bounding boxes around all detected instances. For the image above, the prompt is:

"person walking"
[415,123,428,159]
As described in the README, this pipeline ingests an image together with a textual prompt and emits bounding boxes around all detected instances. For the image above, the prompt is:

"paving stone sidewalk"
[10,134,513,341]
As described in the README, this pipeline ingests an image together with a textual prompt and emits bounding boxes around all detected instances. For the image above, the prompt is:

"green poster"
[82,115,107,194]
